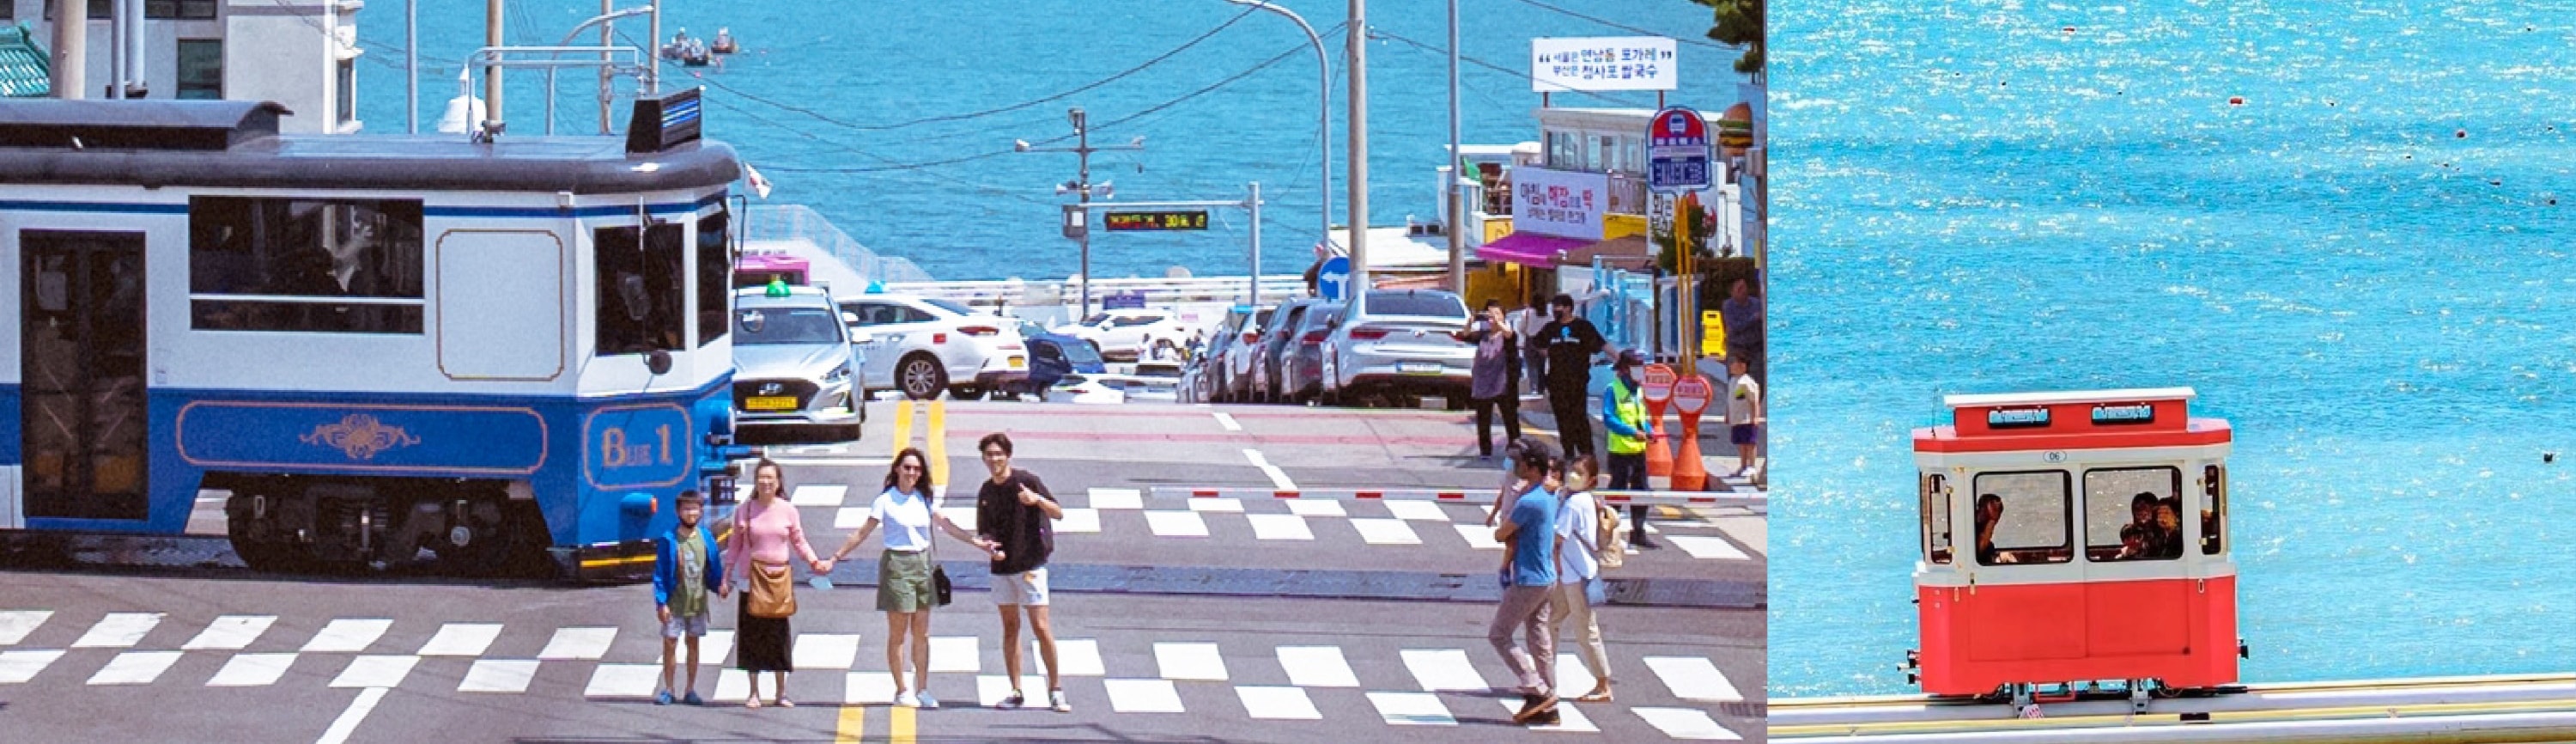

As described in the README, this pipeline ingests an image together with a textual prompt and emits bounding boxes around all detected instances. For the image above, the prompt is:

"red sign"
[1671,374,1715,416]
[1650,107,1708,143]
[1640,363,1677,403]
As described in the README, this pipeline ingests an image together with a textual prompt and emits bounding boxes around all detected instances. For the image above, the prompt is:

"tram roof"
[1942,387,2196,410]
[0,100,740,194]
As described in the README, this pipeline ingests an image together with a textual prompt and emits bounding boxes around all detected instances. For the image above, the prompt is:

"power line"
[1368,27,1649,106]
[1499,0,1735,50]
[699,95,1053,204]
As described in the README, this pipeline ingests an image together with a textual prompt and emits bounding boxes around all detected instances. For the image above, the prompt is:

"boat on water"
[661,29,713,67]
[711,27,738,55]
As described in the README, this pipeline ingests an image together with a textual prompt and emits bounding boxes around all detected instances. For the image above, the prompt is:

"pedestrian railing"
[742,204,934,285]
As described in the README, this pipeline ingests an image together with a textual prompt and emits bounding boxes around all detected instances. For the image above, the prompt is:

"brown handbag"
[746,561,796,619]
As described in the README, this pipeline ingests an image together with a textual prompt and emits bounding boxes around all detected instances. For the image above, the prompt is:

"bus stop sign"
[1648,107,1713,192]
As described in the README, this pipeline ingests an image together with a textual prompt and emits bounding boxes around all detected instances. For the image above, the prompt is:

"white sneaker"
[1049,689,1072,713]
[894,692,921,708]
[916,692,939,709]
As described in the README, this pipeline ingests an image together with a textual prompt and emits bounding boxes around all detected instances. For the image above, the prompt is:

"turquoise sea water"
[349,0,1743,280]
[1768,1,2576,696]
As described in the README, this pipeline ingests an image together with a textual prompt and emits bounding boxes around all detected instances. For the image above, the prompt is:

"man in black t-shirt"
[1535,295,1607,459]
[975,432,1072,713]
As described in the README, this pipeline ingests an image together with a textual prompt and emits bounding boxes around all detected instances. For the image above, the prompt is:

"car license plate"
[1397,362,1442,375]
[1008,357,1025,369]
[744,395,799,411]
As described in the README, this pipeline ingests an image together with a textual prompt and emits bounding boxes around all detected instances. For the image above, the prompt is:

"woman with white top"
[1552,454,1615,702]
[831,448,999,709]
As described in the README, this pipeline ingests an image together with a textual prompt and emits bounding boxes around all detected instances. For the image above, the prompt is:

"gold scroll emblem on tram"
[301,414,423,460]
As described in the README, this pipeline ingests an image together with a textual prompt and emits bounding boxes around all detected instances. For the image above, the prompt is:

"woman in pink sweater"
[726,458,828,708]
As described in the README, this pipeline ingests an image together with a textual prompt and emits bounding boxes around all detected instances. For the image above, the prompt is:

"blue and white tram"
[0,94,751,579]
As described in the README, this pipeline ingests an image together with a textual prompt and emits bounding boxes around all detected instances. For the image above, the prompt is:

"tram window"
[1923,473,1953,564]
[187,197,425,333]
[1968,471,2072,565]
[594,223,687,356]
[2203,465,2227,555]
[696,210,732,348]
[2081,467,2184,563]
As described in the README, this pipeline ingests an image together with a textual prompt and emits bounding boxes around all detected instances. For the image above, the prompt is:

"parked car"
[1218,306,1278,402]
[1275,302,1345,404]
[841,294,1026,400]
[1017,320,1108,399]
[732,286,865,442]
[1250,298,1327,404]
[1052,308,1194,361]
[1318,290,1475,407]
[1043,373,1126,404]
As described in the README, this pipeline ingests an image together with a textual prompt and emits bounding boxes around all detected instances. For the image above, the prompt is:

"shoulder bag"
[747,560,797,619]
[928,494,954,607]
[1595,500,1625,570]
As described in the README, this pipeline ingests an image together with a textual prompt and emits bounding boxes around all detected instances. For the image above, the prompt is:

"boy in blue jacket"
[653,490,726,705]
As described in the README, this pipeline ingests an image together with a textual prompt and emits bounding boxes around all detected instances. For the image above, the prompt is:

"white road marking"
[714,668,751,703]
[417,623,502,656]
[1086,488,1144,509]
[835,507,871,530]
[1236,685,1321,719]
[0,649,61,683]
[1634,707,1744,740]
[329,655,420,688]
[1242,448,1296,490]
[1554,653,1598,694]
[929,636,981,673]
[1186,497,1245,513]
[1047,637,1105,676]
[0,610,52,645]
[1245,514,1314,540]
[1103,678,1187,713]
[1282,499,1346,517]
[1645,656,1744,702]
[538,627,617,660]
[793,633,863,670]
[182,615,276,651]
[1498,698,1601,732]
[1668,534,1752,560]
[1454,524,1505,550]
[1400,649,1486,692]
[1154,642,1227,681]
[702,630,737,665]
[87,650,183,685]
[842,671,897,705]
[1276,646,1358,687]
[1352,518,1424,546]
[313,686,390,744]
[1383,500,1451,521]
[72,612,162,648]
[458,659,538,693]
[790,485,849,508]
[1145,510,1209,537]
[583,663,659,698]
[976,674,1048,706]
[302,619,392,653]
[1056,507,1103,534]
[207,652,297,687]
[1212,412,1242,431]
[1366,691,1456,725]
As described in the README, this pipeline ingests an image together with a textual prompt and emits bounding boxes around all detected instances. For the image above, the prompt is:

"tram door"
[20,231,149,523]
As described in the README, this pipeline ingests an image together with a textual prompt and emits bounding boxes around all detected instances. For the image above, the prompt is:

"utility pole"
[410,0,421,131]
[483,0,505,132]
[1346,0,1370,300]
[50,0,87,100]
[1016,107,1144,318]
[1444,0,1465,294]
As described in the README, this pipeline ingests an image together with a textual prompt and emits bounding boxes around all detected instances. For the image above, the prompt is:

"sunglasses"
[898,464,923,473]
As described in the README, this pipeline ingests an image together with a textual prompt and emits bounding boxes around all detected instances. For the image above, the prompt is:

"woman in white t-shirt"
[1551,454,1614,703]
[831,448,998,709]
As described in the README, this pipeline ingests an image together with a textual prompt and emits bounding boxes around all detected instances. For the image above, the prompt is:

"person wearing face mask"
[1536,295,1607,460]
[1600,350,1657,546]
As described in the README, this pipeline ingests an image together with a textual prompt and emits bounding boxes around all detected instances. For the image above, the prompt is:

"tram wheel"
[224,493,305,573]
[430,496,516,577]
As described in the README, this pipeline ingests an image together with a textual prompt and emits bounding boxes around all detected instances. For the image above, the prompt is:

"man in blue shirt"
[1491,437,1564,725]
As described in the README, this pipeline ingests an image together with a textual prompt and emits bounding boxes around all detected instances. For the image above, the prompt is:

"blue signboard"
[1103,292,1147,310]
[174,401,549,476]
[1648,106,1713,192]
[1316,256,1352,302]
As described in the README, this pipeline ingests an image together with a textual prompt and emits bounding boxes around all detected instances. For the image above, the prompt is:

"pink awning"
[1475,232,1591,267]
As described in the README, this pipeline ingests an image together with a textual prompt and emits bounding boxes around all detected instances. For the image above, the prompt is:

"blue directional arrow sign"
[1316,255,1352,302]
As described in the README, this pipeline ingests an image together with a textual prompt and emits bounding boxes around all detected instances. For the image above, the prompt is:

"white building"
[5,0,360,133]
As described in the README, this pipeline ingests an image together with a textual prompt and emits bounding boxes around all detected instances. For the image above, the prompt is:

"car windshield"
[735,307,844,345]
[924,298,977,317]
[1059,338,1106,366]
[1078,313,1109,326]
[1019,320,1049,338]
[1363,291,1467,319]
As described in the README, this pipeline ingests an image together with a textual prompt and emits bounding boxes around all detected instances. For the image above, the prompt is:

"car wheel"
[898,355,947,400]
[950,385,987,401]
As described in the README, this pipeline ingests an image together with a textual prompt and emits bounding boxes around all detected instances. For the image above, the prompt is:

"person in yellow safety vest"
[1599,349,1657,548]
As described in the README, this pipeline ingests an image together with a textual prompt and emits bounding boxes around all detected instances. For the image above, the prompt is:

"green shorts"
[877,549,937,613]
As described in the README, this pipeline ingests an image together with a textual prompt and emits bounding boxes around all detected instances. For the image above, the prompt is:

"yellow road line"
[890,399,916,458]
[835,704,866,743]
[926,399,948,487]
[890,704,916,744]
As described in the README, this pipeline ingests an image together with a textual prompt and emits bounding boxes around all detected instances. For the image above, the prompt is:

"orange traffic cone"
[1670,418,1708,491]
[1644,428,1674,479]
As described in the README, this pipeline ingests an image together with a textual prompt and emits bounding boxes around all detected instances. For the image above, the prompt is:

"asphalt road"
[0,399,1765,743]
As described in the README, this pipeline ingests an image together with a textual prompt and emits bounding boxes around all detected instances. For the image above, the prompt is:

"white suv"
[1054,308,1194,362]
[841,294,1028,400]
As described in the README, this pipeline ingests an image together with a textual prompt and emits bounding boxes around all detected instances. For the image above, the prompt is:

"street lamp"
[1217,0,1334,277]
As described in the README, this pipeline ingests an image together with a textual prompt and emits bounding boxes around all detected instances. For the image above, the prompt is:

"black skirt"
[736,592,793,672]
